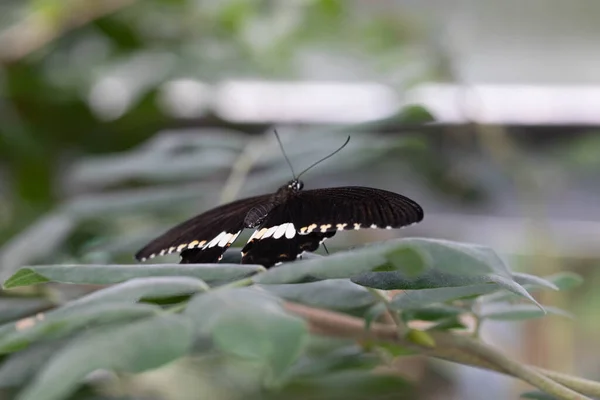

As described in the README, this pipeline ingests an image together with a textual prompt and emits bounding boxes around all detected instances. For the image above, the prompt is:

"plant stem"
[283,301,595,400]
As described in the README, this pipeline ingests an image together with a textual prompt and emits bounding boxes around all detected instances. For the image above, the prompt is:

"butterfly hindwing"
[240,205,336,267]
[134,194,271,263]
[286,187,423,235]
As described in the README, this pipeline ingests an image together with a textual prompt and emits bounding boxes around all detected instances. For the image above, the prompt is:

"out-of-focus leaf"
[392,284,510,310]
[395,104,436,124]
[481,272,582,304]
[3,264,263,288]
[288,343,379,379]
[0,213,75,282]
[364,303,387,331]
[479,304,571,321]
[0,340,68,387]
[253,238,460,285]
[16,315,193,400]
[425,316,467,331]
[401,305,465,322]
[0,298,53,325]
[257,279,377,311]
[65,277,209,306]
[512,272,559,291]
[544,272,583,291]
[184,288,307,385]
[0,302,160,353]
[270,370,414,400]
[384,246,428,276]
[520,390,559,400]
[406,329,435,348]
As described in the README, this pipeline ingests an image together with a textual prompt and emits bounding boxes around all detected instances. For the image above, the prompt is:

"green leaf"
[425,316,467,331]
[544,272,583,291]
[0,298,53,325]
[481,272,582,304]
[0,340,68,388]
[16,314,193,400]
[3,264,264,289]
[512,272,559,291]
[406,329,435,348]
[274,370,413,400]
[258,279,377,311]
[352,238,515,289]
[520,390,559,399]
[254,238,498,285]
[391,284,504,310]
[0,302,161,353]
[364,303,387,331]
[479,304,571,321]
[184,288,308,385]
[252,245,391,285]
[65,277,209,306]
[384,246,428,276]
[401,305,465,322]
[395,104,436,124]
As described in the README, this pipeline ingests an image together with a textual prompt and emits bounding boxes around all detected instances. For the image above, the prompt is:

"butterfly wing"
[289,187,423,234]
[240,204,335,267]
[135,194,271,263]
[240,186,422,267]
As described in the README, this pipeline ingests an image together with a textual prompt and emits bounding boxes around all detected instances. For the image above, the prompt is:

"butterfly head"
[287,179,304,192]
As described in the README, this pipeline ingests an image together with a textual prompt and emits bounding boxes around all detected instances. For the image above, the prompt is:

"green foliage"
[0,237,584,399]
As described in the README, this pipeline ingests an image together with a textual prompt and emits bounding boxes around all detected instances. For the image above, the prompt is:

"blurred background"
[1,0,599,399]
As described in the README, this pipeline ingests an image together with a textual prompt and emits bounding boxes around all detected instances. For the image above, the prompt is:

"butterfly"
[135,134,424,268]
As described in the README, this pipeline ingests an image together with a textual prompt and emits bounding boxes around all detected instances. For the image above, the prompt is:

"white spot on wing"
[285,223,296,239]
[385,226,392,230]
[218,233,232,247]
[207,232,226,248]
[336,223,347,230]
[306,223,318,233]
[188,240,200,249]
[273,223,289,239]
[353,223,361,230]
[263,225,278,239]
[370,224,377,229]
[320,224,332,232]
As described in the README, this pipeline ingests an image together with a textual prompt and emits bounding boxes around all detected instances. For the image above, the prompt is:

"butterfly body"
[135,178,423,268]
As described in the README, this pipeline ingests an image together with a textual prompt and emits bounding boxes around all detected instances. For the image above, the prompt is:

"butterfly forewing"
[288,187,423,235]
[134,194,271,263]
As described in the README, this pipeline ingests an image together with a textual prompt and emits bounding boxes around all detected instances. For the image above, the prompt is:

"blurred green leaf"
[395,104,436,124]
[401,305,465,323]
[425,316,467,331]
[481,272,583,304]
[184,288,308,386]
[3,264,262,288]
[258,279,377,311]
[66,277,209,306]
[272,370,414,400]
[0,298,53,325]
[16,314,193,400]
[384,246,428,276]
[364,302,387,331]
[0,340,68,388]
[392,284,514,310]
[406,329,435,348]
[479,305,571,321]
[0,302,160,353]
[255,238,503,285]
[520,390,559,400]
[512,272,559,291]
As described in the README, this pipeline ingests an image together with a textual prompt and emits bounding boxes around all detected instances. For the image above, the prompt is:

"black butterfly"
[135,135,424,268]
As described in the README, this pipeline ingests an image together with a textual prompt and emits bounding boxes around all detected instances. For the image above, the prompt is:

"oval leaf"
[257,279,377,311]
[3,264,264,289]
[16,314,193,400]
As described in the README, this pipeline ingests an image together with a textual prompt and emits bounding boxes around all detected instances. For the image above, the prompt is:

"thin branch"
[283,302,597,400]
[0,0,138,63]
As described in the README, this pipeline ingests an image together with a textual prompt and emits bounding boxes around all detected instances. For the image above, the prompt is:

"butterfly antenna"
[273,129,296,179]
[297,136,351,179]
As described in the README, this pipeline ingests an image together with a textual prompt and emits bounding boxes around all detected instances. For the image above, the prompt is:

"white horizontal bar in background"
[405,83,600,125]
[211,80,600,125]
[213,81,400,123]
